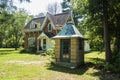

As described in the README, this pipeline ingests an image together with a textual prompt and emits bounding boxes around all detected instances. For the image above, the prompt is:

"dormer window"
[48,23,52,32]
[30,21,37,29]
[35,24,37,28]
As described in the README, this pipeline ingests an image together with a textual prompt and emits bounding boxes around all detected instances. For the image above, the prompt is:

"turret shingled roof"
[53,22,83,38]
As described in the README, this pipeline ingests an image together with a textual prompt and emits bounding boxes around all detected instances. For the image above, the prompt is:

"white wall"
[84,41,90,52]
[41,38,55,50]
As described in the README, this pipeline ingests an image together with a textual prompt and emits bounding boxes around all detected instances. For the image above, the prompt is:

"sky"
[14,0,63,15]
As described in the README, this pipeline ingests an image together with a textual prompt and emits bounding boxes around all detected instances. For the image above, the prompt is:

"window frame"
[48,23,52,32]
[28,37,35,47]
[30,21,37,29]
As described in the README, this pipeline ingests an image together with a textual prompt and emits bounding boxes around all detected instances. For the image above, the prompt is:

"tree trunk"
[15,35,18,50]
[14,27,18,50]
[103,0,111,63]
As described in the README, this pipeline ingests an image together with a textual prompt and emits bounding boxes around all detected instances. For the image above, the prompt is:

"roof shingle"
[24,12,71,29]
[53,23,83,38]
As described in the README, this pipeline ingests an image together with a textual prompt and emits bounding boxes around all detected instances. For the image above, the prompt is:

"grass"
[0,48,119,80]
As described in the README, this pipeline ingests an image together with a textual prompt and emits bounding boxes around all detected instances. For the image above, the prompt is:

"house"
[24,12,90,52]
[24,12,75,52]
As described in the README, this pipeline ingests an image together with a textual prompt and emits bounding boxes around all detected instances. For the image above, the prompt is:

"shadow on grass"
[47,61,119,80]
[87,58,120,80]
[19,49,37,54]
[47,62,95,75]
[89,58,105,63]
[88,58,105,70]
[91,70,120,80]
[0,49,15,55]
[19,49,42,55]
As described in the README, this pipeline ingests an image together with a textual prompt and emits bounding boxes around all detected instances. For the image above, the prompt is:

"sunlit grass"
[0,48,118,80]
[85,51,105,64]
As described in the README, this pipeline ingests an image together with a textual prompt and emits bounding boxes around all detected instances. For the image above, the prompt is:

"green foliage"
[0,0,31,49]
[46,48,55,56]
[104,63,120,73]
[71,0,120,63]
[61,0,71,12]
[71,0,104,51]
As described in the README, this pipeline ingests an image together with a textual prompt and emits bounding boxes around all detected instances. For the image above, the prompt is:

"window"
[30,22,35,29]
[28,37,35,47]
[48,23,52,32]
[43,39,46,44]
[30,21,37,29]
[43,39,46,49]
[35,24,37,28]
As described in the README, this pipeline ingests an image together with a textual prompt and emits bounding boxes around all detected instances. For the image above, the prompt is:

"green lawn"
[0,48,119,80]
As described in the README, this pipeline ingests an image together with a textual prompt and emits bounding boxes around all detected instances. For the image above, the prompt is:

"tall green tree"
[71,0,120,64]
[88,0,111,62]
[61,0,71,12]
[0,0,30,48]
[61,0,86,26]
[88,0,120,63]
[11,9,29,50]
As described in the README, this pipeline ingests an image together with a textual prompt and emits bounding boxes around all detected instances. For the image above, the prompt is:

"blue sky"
[14,0,63,15]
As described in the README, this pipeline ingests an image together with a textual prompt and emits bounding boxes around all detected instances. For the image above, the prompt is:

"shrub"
[104,62,120,73]
[46,48,55,56]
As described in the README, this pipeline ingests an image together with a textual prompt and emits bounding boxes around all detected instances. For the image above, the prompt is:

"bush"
[104,62,120,73]
[46,48,55,56]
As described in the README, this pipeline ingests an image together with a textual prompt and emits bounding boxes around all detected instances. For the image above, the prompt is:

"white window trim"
[48,23,52,32]
[30,21,37,29]
[41,38,47,50]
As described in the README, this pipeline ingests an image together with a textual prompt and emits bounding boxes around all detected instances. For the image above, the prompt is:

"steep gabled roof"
[54,12,70,26]
[41,13,56,30]
[40,12,71,30]
[24,17,45,29]
[53,23,83,38]
[24,12,73,30]
[47,12,71,26]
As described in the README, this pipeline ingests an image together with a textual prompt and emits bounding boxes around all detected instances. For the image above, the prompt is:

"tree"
[35,13,45,18]
[102,0,111,62]
[0,0,30,48]
[11,9,29,50]
[61,0,71,12]
[61,0,83,26]
[46,2,61,14]
[71,0,120,65]
[88,0,111,62]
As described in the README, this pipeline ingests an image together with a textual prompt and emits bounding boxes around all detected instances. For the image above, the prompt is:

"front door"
[60,39,70,62]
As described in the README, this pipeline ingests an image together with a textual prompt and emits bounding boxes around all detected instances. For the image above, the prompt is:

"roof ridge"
[32,16,45,20]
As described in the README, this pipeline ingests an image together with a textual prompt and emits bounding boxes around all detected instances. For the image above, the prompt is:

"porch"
[36,32,55,52]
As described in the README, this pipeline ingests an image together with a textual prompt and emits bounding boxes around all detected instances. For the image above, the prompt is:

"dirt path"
[5,60,49,65]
